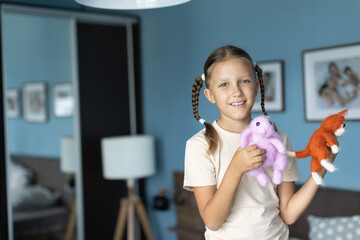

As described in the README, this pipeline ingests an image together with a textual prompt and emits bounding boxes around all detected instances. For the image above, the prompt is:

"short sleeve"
[183,135,217,191]
[280,133,302,182]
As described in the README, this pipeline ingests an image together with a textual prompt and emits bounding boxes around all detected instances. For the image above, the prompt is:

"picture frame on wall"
[303,43,360,121]
[53,83,74,117]
[23,82,47,122]
[253,60,284,112]
[6,89,20,118]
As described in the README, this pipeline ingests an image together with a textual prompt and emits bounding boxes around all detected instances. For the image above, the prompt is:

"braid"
[255,64,268,116]
[192,77,203,121]
[254,64,279,131]
[191,76,219,155]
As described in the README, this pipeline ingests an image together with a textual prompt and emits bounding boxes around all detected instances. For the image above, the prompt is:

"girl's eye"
[240,80,250,84]
[219,83,228,87]
[256,122,260,126]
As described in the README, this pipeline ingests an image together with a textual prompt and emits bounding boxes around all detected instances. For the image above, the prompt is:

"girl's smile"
[229,101,246,107]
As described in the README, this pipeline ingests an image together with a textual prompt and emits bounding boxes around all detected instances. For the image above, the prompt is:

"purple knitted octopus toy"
[240,115,287,186]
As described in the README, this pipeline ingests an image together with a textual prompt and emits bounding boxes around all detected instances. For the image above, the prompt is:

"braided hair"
[192,45,268,154]
[255,64,268,116]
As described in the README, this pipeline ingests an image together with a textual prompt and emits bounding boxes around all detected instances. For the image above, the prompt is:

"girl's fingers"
[245,144,258,151]
[254,155,266,164]
[249,148,266,158]
[236,145,266,170]
[251,158,264,169]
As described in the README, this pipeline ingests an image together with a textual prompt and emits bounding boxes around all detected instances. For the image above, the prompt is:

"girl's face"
[204,57,259,130]
[345,69,352,76]
[328,79,336,89]
[330,65,339,75]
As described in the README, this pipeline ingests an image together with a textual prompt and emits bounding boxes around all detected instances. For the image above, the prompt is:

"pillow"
[308,215,360,240]
[11,185,59,211]
[10,160,34,190]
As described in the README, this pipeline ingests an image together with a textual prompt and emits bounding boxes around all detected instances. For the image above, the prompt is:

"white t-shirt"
[184,121,302,240]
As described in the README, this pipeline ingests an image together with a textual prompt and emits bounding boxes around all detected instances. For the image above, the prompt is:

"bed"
[171,171,360,240]
[10,155,74,239]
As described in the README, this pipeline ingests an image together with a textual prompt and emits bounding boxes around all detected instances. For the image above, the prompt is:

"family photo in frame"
[23,82,47,123]
[53,83,74,117]
[253,60,284,112]
[303,43,360,121]
[6,89,20,118]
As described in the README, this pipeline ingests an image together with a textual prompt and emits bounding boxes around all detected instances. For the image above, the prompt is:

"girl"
[184,45,337,239]
[343,66,359,101]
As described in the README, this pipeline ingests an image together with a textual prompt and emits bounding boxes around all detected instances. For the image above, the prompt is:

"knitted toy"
[287,109,347,185]
[241,115,287,186]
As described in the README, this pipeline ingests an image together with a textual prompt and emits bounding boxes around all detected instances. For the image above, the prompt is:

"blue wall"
[2,1,360,240]
[4,12,74,157]
[125,1,360,239]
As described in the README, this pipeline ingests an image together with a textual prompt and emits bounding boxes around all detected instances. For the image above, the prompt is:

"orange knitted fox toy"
[288,109,347,185]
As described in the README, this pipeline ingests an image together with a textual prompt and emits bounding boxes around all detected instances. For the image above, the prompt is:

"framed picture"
[53,83,74,117]
[6,89,20,118]
[303,43,360,121]
[253,60,284,112]
[23,82,47,122]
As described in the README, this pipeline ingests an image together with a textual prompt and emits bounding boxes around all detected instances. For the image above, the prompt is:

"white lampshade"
[61,136,76,174]
[101,135,155,181]
[75,0,191,10]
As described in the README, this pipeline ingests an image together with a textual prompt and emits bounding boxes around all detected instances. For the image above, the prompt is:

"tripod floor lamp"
[101,135,155,240]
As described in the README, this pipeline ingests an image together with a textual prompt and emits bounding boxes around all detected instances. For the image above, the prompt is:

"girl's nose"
[232,86,243,97]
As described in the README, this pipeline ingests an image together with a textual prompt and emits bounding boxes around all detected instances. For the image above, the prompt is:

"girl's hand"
[328,141,339,164]
[328,149,338,164]
[228,144,266,178]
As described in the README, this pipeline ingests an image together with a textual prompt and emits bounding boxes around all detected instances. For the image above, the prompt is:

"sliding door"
[77,22,137,240]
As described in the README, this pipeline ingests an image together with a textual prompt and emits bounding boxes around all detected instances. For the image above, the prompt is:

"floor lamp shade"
[74,0,191,10]
[61,136,76,174]
[101,135,155,180]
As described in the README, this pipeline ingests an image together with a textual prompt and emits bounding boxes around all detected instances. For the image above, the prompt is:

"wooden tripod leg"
[65,200,77,240]
[114,199,128,240]
[134,199,154,240]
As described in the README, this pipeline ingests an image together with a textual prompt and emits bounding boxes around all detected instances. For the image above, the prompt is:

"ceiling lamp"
[75,0,191,10]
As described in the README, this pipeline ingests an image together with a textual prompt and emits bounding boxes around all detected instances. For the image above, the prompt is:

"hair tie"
[199,119,206,124]
[201,73,206,81]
